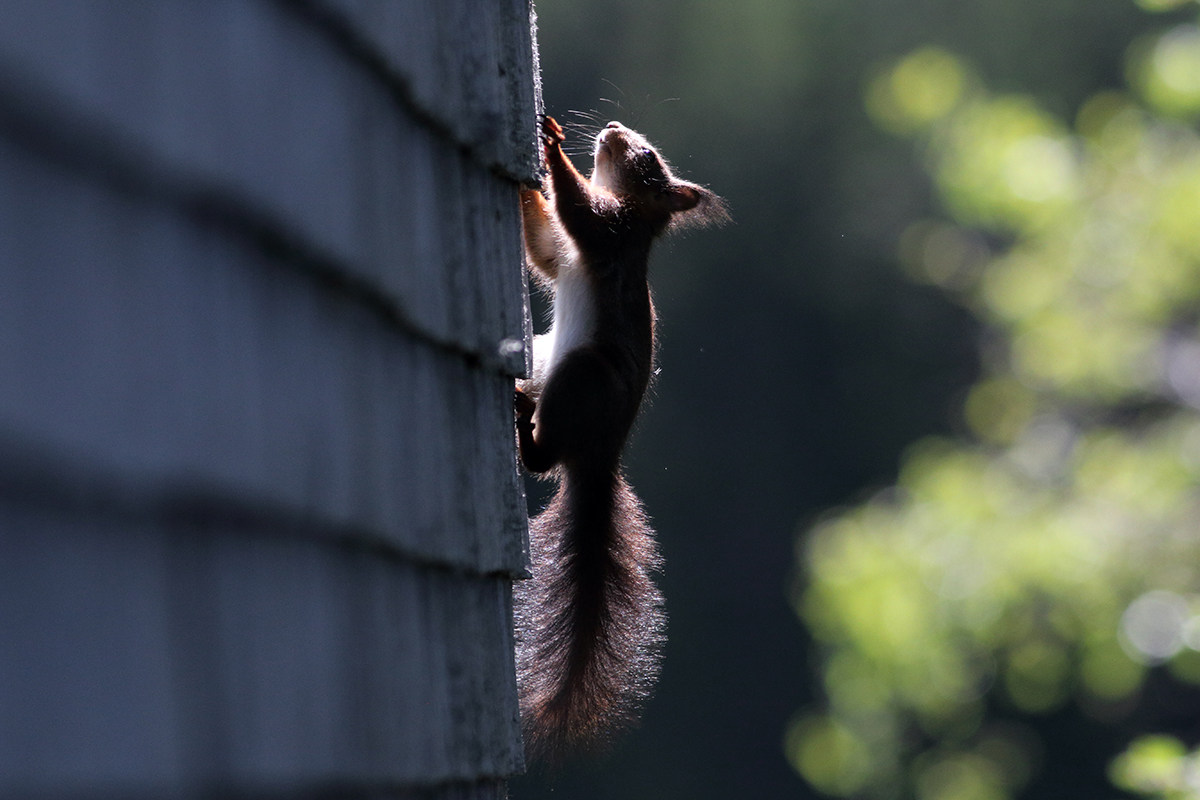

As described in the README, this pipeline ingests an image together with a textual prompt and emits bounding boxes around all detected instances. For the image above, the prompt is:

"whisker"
[566,108,603,121]
[599,100,628,122]
[633,97,679,129]
[600,78,628,99]
[562,129,598,141]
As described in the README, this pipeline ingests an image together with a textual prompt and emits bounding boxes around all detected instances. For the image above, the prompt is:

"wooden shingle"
[0,0,538,795]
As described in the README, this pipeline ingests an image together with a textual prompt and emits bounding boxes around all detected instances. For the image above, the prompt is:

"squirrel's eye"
[640,148,654,159]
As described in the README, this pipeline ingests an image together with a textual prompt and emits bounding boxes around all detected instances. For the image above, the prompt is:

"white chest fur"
[550,262,596,363]
[533,258,595,383]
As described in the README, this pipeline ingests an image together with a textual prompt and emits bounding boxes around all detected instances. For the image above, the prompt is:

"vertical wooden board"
[216,539,344,780]
[345,553,447,776]
[434,0,506,150]
[355,96,452,359]
[196,531,361,786]
[361,119,528,372]
[0,507,182,794]
[446,360,529,572]
[315,0,541,180]
[441,578,525,776]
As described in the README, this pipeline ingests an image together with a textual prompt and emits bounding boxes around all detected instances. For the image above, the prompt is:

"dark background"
[510,1,1177,797]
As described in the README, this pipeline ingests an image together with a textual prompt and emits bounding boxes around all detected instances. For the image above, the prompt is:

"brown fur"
[514,116,725,760]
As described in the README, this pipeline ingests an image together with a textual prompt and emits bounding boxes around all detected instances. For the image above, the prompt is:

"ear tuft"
[666,181,730,231]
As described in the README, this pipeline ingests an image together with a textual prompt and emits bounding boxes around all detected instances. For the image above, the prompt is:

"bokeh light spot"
[1133,25,1200,117]
[1109,735,1188,795]
[1134,0,1193,10]
[965,378,1037,445]
[1003,136,1078,203]
[1121,591,1189,663]
[867,47,968,133]
[785,715,874,796]
[916,754,1007,800]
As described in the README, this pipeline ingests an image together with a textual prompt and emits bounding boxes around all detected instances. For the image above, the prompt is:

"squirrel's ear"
[665,184,703,213]
[666,181,730,230]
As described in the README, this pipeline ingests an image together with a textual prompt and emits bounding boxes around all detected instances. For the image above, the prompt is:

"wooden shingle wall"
[0,1,539,797]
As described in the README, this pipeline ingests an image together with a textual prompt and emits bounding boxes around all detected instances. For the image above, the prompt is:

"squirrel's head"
[591,121,729,231]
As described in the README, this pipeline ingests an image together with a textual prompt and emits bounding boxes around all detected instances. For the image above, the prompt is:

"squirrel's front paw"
[541,115,565,147]
[514,389,536,431]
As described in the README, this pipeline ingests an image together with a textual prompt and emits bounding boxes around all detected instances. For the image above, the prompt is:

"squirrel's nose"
[605,121,621,129]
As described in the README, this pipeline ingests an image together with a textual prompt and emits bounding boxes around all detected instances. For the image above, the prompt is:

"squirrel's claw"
[541,115,566,147]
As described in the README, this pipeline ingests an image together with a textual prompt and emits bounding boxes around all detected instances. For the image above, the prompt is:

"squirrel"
[513,115,727,760]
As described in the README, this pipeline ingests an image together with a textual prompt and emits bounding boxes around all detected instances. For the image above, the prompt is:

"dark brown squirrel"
[513,115,727,759]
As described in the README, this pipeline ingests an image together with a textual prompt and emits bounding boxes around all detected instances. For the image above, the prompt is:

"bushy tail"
[513,467,665,760]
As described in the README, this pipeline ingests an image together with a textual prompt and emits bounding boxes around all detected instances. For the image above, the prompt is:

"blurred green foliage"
[1111,734,1200,798]
[792,2,1200,798]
